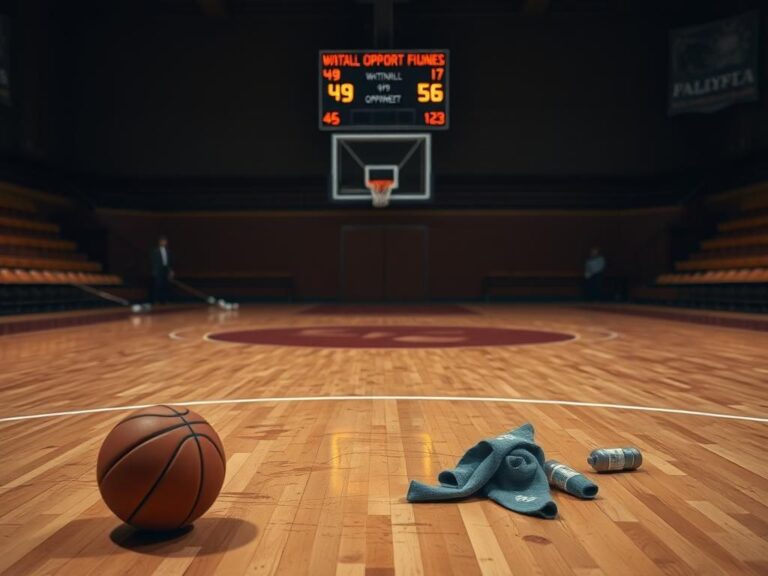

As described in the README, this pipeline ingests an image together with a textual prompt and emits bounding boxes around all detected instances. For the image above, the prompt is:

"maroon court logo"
[207,326,574,348]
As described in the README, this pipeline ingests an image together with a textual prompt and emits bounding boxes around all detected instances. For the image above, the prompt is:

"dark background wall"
[1,0,765,195]
[34,0,764,183]
[93,207,679,300]
[50,5,352,177]
[49,5,669,178]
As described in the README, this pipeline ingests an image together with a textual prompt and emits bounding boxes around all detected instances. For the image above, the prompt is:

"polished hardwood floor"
[0,304,766,575]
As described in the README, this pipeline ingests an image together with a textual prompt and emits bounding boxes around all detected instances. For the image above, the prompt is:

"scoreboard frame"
[318,49,450,132]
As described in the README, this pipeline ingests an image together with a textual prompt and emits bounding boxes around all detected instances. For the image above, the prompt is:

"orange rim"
[367,179,394,192]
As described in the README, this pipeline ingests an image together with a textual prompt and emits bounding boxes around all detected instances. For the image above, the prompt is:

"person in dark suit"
[151,236,174,304]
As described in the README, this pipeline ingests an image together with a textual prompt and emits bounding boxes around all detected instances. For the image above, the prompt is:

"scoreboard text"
[319,50,449,131]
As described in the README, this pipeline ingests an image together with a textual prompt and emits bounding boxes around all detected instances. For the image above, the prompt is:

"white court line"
[593,330,619,342]
[168,327,195,340]
[0,395,765,424]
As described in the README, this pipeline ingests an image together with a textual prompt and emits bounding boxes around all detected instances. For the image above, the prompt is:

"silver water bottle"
[587,448,642,472]
[544,460,599,498]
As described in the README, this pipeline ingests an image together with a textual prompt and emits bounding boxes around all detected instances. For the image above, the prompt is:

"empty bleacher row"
[0,268,120,285]
[637,182,768,311]
[0,234,76,251]
[0,184,122,315]
[658,269,768,285]
[0,189,37,215]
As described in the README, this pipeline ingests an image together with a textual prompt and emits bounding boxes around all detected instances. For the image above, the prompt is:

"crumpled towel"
[407,423,557,519]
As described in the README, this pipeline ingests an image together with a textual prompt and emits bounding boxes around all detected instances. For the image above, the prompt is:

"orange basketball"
[97,405,226,531]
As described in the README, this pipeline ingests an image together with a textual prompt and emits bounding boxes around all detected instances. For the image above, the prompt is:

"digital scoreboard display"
[319,49,449,131]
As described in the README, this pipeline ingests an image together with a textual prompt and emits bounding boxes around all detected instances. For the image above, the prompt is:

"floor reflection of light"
[394,336,466,343]
[300,328,355,338]
[330,432,354,496]
[361,331,395,339]
[130,316,153,327]
[418,433,436,478]
[329,430,437,492]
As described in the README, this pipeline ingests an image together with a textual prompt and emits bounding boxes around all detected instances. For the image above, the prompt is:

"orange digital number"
[328,83,354,103]
[322,111,341,126]
[424,111,446,126]
[417,83,444,103]
[322,68,341,82]
[431,68,445,81]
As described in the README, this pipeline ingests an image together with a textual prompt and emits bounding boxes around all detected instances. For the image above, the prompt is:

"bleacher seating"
[0,234,76,251]
[0,255,103,272]
[0,185,122,314]
[0,214,60,233]
[701,233,768,250]
[675,255,768,271]
[0,268,120,285]
[657,269,768,285]
[0,191,36,214]
[635,182,768,311]
[718,213,768,233]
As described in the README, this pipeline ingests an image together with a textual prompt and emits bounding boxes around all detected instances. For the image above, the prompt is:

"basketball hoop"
[367,179,395,208]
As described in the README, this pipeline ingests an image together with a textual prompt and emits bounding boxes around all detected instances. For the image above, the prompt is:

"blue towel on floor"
[407,423,558,519]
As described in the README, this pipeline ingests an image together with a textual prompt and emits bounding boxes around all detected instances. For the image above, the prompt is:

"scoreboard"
[319,49,449,131]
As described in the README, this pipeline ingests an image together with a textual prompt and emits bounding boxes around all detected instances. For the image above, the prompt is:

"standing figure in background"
[584,246,606,301]
[151,236,174,304]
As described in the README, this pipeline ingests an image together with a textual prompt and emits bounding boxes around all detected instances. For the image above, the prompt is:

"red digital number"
[424,111,446,126]
[322,68,341,82]
[323,111,341,126]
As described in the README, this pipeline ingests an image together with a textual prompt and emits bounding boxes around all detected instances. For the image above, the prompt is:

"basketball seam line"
[170,406,206,530]
[159,404,190,417]
[126,434,196,525]
[98,420,207,483]
[197,433,227,468]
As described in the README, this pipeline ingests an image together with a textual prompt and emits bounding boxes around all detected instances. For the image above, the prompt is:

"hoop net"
[366,179,395,208]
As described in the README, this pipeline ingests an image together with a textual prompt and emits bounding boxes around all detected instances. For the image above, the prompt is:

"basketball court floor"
[0,303,766,575]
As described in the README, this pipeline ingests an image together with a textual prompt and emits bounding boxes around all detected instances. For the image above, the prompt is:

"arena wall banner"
[668,10,760,115]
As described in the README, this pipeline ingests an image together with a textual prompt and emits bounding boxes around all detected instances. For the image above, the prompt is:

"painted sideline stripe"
[0,395,766,424]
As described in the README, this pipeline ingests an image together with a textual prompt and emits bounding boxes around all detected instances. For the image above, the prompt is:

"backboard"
[331,133,431,203]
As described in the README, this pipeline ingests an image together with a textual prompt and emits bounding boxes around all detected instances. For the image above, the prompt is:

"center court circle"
[205,326,575,348]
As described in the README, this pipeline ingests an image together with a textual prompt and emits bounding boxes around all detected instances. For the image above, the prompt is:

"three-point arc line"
[0,395,765,424]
